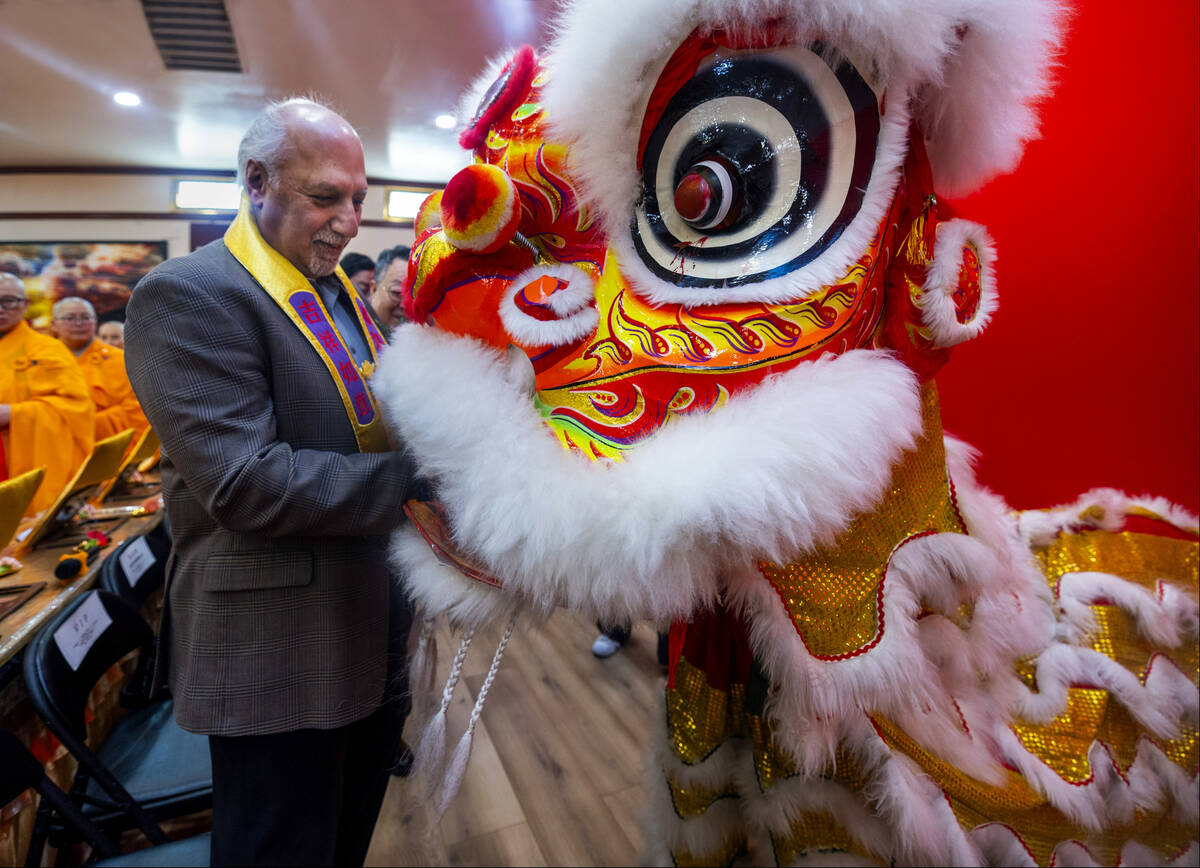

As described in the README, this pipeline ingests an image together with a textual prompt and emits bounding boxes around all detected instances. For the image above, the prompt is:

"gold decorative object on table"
[89,427,161,506]
[14,429,134,556]
[0,466,46,560]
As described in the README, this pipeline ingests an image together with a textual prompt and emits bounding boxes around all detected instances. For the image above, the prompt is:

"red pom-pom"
[441,164,520,254]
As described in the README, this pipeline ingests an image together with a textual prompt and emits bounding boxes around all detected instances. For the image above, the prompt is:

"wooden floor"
[365,611,666,867]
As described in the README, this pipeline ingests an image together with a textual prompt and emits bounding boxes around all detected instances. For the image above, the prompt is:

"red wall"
[936,1,1199,513]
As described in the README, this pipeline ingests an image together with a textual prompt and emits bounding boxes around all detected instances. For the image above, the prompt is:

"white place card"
[53,593,113,671]
[118,536,155,588]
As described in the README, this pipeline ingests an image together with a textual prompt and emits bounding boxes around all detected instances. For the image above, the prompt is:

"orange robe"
[75,339,148,442]
[0,321,95,515]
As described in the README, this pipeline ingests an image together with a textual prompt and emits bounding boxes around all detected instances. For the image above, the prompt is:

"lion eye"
[674,159,738,230]
[633,44,880,289]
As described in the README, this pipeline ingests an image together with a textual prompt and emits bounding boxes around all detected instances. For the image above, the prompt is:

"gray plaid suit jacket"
[124,239,420,737]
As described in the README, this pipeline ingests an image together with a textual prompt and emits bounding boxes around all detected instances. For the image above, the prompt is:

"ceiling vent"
[140,0,242,73]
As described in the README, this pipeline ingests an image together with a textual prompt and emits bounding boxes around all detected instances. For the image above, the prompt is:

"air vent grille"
[140,0,242,73]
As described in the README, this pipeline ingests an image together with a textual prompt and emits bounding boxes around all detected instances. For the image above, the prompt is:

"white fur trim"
[643,743,749,865]
[390,525,525,628]
[1018,487,1200,546]
[918,0,1066,196]
[455,52,518,132]
[967,824,1038,867]
[1126,736,1200,826]
[375,327,922,622]
[746,774,894,863]
[496,264,599,347]
[724,523,1051,734]
[1050,840,1103,867]
[919,219,998,347]
[1057,571,1199,650]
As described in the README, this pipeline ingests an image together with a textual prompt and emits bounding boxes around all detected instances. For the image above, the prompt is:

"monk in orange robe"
[0,273,95,515]
[52,296,148,442]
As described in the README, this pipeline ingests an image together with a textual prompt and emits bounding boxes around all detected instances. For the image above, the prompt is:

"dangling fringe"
[436,614,517,818]
[412,626,475,797]
[411,617,438,695]
[408,617,439,724]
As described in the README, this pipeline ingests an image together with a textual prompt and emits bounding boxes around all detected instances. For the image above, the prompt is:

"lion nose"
[440,163,521,254]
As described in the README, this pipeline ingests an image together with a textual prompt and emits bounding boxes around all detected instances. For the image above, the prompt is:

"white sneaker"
[592,634,621,658]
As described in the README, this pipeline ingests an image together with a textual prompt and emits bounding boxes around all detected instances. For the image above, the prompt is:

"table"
[0,479,164,867]
[1,488,163,670]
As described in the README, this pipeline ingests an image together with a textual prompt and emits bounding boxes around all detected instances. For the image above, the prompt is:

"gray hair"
[52,296,96,319]
[235,95,342,190]
[0,272,23,294]
[374,245,411,282]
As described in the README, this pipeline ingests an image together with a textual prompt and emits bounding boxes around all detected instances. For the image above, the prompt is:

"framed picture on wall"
[0,240,167,329]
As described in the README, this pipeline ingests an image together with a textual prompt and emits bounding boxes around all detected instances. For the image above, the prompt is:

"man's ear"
[244,160,269,207]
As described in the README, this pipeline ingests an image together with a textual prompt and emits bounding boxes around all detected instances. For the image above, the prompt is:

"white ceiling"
[0,0,558,182]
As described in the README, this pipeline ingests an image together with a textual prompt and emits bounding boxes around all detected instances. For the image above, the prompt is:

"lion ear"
[918,219,998,348]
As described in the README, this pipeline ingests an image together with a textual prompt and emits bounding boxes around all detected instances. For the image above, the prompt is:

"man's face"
[97,321,124,349]
[53,303,97,352]
[247,119,368,278]
[371,259,408,328]
[0,280,28,335]
[348,268,374,297]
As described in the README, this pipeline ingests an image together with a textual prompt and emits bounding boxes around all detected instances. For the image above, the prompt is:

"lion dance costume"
[371,0,1200,863]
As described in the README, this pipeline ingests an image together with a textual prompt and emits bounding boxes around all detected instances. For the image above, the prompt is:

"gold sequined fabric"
[772,812,878,867]
[663,513,1197,865]
[665,658,875,864]
[874,528,1199,865]
[757,382,966,658]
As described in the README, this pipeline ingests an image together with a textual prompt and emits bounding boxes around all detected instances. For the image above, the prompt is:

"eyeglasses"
[0,296,27,310]
[55,314,96,324]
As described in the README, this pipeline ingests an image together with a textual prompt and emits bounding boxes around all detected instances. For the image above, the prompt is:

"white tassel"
[436,614,516,817]
[408,617,439,725]
[412,626,474,796]
[410,617,438,695]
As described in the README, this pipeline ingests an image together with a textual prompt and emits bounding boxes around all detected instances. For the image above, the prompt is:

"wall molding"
[0,165,442,189]
[0,211,399,228]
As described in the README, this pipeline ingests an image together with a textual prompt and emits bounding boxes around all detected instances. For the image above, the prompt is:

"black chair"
[0,728,209,867]
[21,590,211,855]
[98,523,172,709]
[98,521,171,611]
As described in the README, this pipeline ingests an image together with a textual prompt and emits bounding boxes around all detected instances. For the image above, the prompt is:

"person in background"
[97,319,125,349]
[368,245,410,336]
[52,297,148,442]
[339,252,375,298]
[339,248,416,776]
[592,617,671,672]
[124,97,427,868]
[0,273,94,515]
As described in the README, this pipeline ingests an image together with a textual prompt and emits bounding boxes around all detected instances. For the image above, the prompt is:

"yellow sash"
[224,196,391,453]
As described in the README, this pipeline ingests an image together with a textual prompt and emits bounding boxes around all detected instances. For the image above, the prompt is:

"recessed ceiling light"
[434,114,456,129]
[113,91,142,107]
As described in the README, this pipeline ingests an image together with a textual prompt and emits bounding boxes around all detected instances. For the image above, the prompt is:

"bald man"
[0,273,94,515]
[124,97,426,867]
[52,297,147,442]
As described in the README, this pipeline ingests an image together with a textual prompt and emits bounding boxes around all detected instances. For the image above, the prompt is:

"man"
[368,244,410,334]
[124,97,425,867]
[339,252,375,298]
[52,297,148,441]
[97,320,124,349]
[0,273,94,515]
